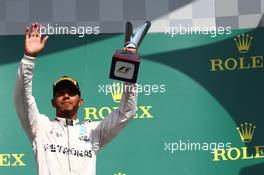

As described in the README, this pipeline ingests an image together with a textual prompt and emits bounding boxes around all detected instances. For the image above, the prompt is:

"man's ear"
[79,98,83,107]
[51,99,55,108]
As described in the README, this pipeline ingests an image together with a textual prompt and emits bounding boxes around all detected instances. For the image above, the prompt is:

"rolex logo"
[210,33,263,72]
[111,82,123,103]
[236,122,256,143]
[213,122,264,162]
[234,33,253,53]
[113,173,126,175]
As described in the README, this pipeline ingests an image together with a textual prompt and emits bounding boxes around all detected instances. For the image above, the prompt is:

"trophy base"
[109,50,140,83]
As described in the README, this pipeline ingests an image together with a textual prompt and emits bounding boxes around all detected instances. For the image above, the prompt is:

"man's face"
[52,85,83,118]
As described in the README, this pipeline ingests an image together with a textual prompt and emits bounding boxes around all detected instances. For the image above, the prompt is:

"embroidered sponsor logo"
[79,135,90,143]
[43,144,92,158]
[79,125,87,135]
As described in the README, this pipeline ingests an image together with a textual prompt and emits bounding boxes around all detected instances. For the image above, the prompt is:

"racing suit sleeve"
[14,55,41,142]
[95,82,137,148]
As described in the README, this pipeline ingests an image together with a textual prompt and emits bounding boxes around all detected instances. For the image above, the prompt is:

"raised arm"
[94,81,138,149]
[14,23,48,141]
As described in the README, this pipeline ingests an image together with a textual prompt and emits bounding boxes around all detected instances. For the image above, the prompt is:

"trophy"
[109,21,151,83]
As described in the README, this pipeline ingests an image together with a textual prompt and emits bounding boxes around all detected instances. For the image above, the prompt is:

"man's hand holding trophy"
[109,21,151,83]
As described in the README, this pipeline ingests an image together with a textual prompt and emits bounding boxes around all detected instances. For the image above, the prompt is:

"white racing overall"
[14,55,137,175]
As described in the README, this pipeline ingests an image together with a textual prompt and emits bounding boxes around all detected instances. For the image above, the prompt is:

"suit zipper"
[67,125,72,174]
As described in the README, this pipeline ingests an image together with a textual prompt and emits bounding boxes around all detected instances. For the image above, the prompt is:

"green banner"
[0,27,264,175]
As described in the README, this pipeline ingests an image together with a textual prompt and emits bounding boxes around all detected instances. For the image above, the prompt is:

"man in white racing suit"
[14,23,137,175]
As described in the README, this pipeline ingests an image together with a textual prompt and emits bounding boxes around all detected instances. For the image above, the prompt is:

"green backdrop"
[0,27,264,175]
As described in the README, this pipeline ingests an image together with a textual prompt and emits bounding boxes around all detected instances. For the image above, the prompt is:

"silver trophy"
[109,21,151,83]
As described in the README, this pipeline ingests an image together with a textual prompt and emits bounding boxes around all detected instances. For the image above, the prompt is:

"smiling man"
[14,23,137,175]
[52,76,83,121]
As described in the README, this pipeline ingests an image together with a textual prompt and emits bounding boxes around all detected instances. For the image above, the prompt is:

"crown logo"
[113,173,126,175]
[234,34,253,53]
[111,82,123,103]
[236,122,256,143]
